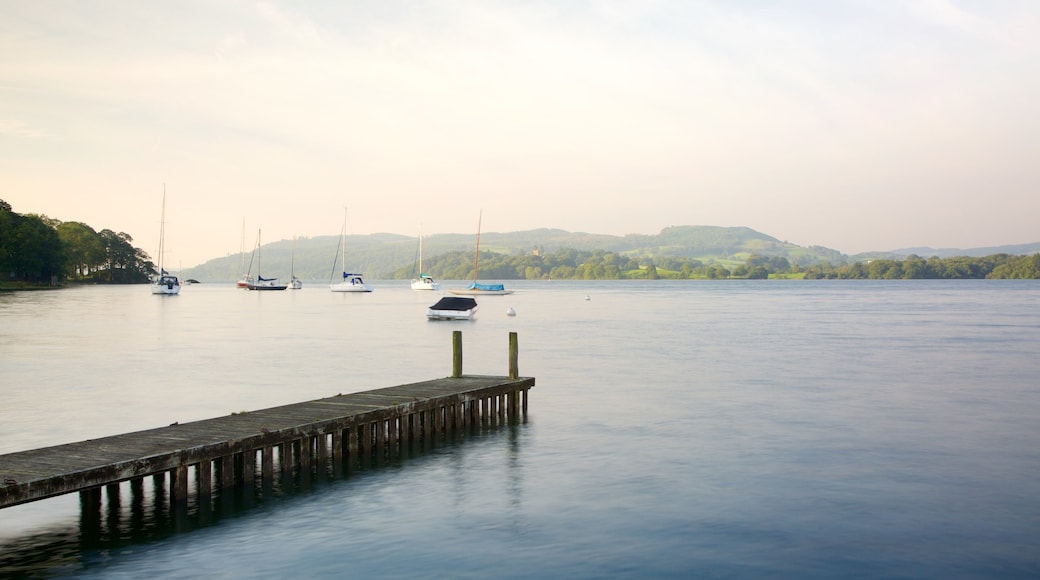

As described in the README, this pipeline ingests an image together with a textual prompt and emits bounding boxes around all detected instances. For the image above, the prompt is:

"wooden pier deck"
[0,373,534,510]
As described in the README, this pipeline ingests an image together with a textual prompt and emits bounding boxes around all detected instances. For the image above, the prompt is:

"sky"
[2,1,1038,267]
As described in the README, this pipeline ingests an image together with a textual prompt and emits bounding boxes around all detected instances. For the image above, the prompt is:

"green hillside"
[180,226,847,282]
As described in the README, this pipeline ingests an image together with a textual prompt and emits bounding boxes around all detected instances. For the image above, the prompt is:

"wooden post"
[241,450,255,489]
[171,465,189,507]
[220,454,234,490]
[262,447,274,482]
[452,330,463,377]
[197,460,212,506]
[509,331,518,380]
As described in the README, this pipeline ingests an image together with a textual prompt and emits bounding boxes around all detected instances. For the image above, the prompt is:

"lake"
[1,280,1038,578]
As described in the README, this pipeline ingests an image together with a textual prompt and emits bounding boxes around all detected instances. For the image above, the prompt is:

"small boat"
[448,210,513,296]
[331,272,371,291]
[330,208,373,292]
[412,273,439,291]
[247,275,288,291]
[246,230,288,291]
[426,296,478,320]
[152,271,181,294]
[411,227,440,291]
[448,282,513,296]
[150,186,181,295]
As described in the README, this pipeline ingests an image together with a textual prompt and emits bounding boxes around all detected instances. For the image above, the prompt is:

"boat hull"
[247,278,288,290]
[426,308,476,320]
[331,285,372,292]
[426,296,477,320]
[150,275,181,295]
[411,278,441,291]
[150,283,181,295]
[447,288,513,296]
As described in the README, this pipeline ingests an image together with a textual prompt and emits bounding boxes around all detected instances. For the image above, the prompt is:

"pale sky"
[2,1,1038,267]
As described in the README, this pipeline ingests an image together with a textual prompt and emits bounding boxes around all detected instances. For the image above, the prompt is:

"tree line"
[800,254,1040,279]
[0,199,155,285]
[392,246,1040,280]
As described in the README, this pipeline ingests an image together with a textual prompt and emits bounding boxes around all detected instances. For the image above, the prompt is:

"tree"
[57,221,104,279]
[10,214,65,283]
[747,266,769,279]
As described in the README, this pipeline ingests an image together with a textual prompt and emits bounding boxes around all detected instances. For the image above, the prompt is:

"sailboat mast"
[341,207,347,274]
[239,217,246,276]
[473,210,482,282]
[157,184,166,274]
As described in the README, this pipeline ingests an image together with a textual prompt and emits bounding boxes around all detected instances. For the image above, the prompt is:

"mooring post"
[452,330,463,378]
[509,331,519,380]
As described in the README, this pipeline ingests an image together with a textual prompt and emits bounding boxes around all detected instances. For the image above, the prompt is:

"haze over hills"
[881,243,1040,259]
[179,225,1040,282]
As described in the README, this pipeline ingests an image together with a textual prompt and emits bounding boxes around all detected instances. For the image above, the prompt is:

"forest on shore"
[0,199,154,287]
[390,247,1040,281]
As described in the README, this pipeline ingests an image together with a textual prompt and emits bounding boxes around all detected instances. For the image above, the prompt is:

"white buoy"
[584,295,591,301]
[506,306,516,316]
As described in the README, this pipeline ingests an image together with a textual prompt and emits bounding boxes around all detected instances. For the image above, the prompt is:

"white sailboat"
[448,210,513,296]
[150,186,181,295]
[410,226,440,291]
[236,217,252,288]
[330,208,372,292]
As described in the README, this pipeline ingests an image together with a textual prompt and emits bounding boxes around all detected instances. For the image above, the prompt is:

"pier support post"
[79,487,101,543]
[509,331,518,380]
[220,454,234,490]
[262,447,274,482]
[452,330,463,377]
[197,460,212,507]
[171,466,189,505]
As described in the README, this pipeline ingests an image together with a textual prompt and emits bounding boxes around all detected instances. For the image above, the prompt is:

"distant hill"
[875,242,1040,259]
[178,226,1037,282]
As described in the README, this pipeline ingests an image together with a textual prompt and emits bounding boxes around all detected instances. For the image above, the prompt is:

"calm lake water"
[1,280,1038,578]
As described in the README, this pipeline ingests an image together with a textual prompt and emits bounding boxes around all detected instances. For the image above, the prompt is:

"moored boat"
[448,210,513,296]
[448,282,513,296]
[411,227,440,290]
[330,208,372,292]
[150,186,181,295]
[246,276,288,291]
[245,229,288,291]
[426,296,478,320]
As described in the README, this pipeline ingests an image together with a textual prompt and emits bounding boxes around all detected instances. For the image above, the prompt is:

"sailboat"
[448,210,513,296]
[150,186,181,295]
[236,217,252,288]
[330,208,372,292]
[288,236,302,289]
[246,230,288,291]
[410,226,440,291]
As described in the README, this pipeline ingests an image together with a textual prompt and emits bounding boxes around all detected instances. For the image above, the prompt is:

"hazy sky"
[3,1,1038,267]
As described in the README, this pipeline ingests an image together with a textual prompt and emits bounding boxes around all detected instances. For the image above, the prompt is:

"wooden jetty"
[0,331,533,512]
